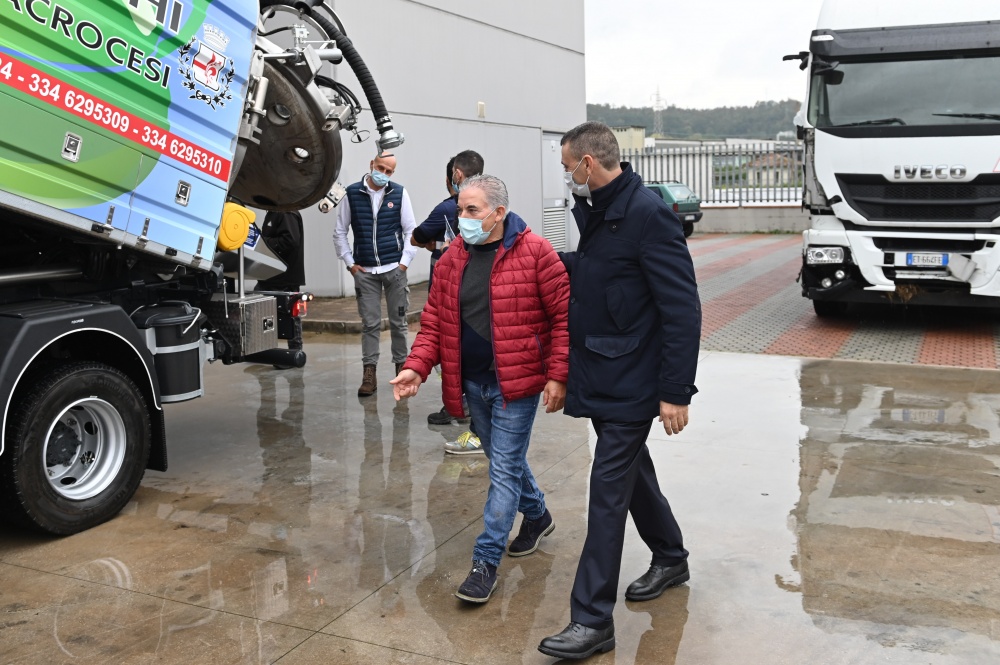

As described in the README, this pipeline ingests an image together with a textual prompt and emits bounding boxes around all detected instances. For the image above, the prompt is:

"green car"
[645,181,703,237]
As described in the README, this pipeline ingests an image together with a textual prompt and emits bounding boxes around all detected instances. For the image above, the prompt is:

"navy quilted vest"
[347,180,405,267]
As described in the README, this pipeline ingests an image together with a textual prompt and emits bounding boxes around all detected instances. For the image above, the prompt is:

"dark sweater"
[460,238,500,384]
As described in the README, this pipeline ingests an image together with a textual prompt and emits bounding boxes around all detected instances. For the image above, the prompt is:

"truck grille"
[871,237,986,253]
[837,174,1000,223]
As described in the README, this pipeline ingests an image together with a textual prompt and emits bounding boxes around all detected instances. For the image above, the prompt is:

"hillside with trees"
[588,99,802,140]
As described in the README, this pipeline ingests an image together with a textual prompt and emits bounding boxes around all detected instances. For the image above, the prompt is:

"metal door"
[541,133,575,251]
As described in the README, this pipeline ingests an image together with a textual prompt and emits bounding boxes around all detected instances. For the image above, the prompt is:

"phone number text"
[0,53,230,181]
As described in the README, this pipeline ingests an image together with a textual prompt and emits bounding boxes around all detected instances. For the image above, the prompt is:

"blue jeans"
[463,380,546,568]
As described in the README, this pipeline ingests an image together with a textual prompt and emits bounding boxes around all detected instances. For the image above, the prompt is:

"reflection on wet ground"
[1,335,998,664]
[792,360,1000,657]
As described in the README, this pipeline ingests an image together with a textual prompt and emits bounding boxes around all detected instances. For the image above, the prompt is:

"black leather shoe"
[427,405,472,425]
[625,560,690,601]
[538,622,615,660]
[427,406,455,425]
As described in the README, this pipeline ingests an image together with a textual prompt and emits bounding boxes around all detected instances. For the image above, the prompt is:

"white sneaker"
[444,431,484,455]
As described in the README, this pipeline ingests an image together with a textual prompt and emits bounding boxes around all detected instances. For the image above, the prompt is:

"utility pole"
[651,87,666,137]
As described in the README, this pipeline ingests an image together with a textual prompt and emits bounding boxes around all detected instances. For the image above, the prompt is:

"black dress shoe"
[625,560,690,601]
[538,622,615,660]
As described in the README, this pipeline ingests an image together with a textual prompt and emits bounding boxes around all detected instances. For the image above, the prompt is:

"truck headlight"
[806,247,845,265]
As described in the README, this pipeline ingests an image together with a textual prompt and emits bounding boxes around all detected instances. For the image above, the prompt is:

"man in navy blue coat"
[538,122,701,661]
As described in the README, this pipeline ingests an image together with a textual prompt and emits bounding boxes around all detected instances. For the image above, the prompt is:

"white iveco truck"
[788,1,1000,316]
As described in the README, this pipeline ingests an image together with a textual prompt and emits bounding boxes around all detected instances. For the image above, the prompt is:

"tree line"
[588,99,802,141]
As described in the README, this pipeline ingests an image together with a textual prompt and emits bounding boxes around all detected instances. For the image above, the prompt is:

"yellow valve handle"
[217,202,255,251]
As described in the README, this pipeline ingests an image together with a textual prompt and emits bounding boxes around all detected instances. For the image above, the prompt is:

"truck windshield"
[808,55,1000,129]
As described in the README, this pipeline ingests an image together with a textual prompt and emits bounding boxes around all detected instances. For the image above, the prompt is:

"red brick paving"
[764,310,856,358]
[307,234,1000,370]
[693,235,802,283]
[917,325,997,368]
[701,255,802,338]
[688,233,766,258]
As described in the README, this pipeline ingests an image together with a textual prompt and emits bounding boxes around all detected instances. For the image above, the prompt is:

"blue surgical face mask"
[370,169,390,188]
[458,208,499,245]
[451,180,460,195]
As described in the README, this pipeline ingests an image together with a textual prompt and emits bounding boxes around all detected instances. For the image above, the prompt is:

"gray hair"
[561,121,620,170]
[461,174,509,218]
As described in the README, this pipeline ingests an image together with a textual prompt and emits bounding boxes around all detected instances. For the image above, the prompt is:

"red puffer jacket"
[403,212,569,415]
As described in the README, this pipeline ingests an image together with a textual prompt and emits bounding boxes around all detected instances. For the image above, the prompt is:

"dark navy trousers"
[570,418,688,629]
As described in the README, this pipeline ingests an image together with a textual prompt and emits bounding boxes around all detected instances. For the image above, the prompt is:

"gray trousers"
[354,267,409,366]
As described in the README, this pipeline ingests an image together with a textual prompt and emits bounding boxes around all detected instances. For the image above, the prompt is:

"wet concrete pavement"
[2,335,1000,664]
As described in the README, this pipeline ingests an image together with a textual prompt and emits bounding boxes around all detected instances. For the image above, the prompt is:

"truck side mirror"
[782,51,810,70]
[822,70,844,85]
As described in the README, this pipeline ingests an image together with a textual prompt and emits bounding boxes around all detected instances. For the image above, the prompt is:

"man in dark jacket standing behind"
[538,122,701,661]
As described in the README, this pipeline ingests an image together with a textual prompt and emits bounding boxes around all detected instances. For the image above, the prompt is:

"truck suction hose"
[260,0,404,152]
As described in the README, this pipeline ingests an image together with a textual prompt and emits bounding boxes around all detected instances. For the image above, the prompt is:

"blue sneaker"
[455,560,497,603]
[507,509,554,557]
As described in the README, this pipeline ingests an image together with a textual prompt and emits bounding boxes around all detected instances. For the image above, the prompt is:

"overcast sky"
[584,0,824,109]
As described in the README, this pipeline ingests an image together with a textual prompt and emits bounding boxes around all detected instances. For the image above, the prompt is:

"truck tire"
[813,300,848,318]
[683,222,694,237]
[0,362,151,535]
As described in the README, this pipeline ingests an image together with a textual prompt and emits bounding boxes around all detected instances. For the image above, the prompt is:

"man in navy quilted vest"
[333,151,418,396]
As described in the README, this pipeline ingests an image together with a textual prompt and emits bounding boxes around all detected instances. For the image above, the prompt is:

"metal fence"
[622,142,804,206]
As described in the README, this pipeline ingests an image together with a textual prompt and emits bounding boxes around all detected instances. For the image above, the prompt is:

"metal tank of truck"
[0,0,402,534]
[786,0,1000,317]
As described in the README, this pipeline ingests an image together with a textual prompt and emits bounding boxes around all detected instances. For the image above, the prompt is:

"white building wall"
[301,0,586,296]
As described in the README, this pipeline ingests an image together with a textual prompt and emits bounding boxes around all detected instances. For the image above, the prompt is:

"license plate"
[684,215,696,221]
[906,253,947,267]
[890,408,945,424]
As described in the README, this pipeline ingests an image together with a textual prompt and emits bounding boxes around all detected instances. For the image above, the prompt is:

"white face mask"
[564,157,591,197]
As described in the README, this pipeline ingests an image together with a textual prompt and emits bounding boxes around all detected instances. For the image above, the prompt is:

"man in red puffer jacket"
[391,174,569,605]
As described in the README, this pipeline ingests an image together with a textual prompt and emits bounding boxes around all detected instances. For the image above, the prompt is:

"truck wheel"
[682,222,694,237]
[813,300,848,318]
[0,362,151,535]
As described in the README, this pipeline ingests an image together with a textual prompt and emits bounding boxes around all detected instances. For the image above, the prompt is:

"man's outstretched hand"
[390,369,421,401]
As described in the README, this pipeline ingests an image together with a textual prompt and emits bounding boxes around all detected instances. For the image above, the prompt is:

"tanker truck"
[786,0,1000,316]
[0,0,402,534]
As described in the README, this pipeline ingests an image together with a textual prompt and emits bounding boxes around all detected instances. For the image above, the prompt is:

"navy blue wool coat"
[561,163,701,422]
